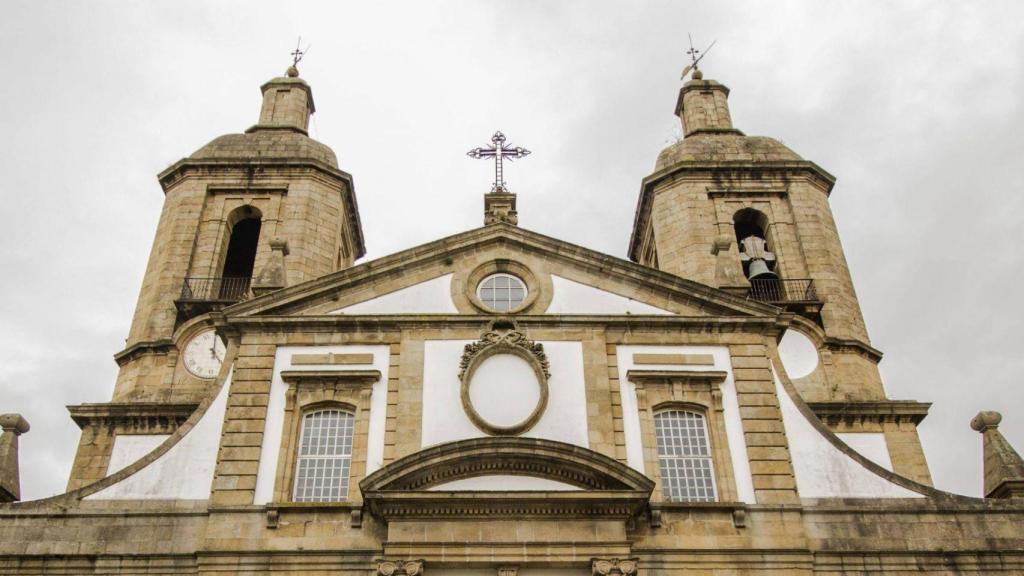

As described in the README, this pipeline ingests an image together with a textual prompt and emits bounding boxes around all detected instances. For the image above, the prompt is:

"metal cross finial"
[686,34,701,67]
[680,35,717,80]
[467,130,531,193]
[291,37,308,67]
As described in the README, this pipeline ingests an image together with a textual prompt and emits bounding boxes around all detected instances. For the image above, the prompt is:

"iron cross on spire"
[467,131,531,193]
[291,37,307,67]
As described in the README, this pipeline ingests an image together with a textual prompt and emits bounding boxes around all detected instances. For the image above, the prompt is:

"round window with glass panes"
[476,273,528,312]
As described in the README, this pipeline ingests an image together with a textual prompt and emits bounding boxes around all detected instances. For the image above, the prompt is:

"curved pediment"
[359,437,654,521]
[361,437,654,492]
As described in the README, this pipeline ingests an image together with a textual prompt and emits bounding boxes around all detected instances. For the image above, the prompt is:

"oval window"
[477,273,528,312]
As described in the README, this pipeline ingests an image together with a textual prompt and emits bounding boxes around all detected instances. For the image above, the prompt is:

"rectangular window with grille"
[293,408,355,502]
[654,409,717,502]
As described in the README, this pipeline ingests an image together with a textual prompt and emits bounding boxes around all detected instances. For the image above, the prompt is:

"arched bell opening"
[733,208,779,283]
[219,205,263,299]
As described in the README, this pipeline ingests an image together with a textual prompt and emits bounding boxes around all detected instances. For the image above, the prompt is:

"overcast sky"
[1,1,1022,500]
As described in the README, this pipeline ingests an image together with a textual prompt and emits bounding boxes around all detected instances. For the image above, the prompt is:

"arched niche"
[220,205,263,295]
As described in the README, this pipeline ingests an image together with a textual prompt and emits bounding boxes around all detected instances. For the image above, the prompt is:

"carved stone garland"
[377,560,424,576]
[459,321,550,436]
[592,558,639,576]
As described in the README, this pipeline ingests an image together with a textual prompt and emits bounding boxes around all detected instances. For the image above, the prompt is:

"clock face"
[182,329,226,379]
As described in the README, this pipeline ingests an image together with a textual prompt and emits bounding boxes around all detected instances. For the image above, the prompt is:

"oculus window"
[293,408,354,502]
[654,409,717,502]
[477,273,527,312]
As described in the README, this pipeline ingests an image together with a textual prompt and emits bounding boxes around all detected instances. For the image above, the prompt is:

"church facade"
[1,63,1023,575]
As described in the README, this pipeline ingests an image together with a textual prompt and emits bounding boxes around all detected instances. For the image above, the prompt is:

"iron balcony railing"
[748,278,818,304]
[179,276,252,303]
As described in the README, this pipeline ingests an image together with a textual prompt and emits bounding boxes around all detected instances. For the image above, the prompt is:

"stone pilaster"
[729,344,799,504]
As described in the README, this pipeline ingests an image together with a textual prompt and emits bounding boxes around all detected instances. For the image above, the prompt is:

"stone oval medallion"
[459,324,550,436]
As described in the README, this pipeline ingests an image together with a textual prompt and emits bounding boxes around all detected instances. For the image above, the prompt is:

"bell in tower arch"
[733,208,778,281]
[744,253,777,280]
[739,235,778,280]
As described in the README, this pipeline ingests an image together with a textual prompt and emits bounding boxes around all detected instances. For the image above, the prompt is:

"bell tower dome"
[629,68,883,403]
[114,66,365,403]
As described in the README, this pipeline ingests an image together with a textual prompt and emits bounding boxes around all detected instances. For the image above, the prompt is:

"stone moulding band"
[459,321,550,436]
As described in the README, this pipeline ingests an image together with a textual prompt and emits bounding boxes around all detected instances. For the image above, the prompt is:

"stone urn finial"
[0,413,30,503]
[972,410,1024,499]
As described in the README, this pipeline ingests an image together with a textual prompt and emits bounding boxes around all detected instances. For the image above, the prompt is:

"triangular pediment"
[224,224,779,320]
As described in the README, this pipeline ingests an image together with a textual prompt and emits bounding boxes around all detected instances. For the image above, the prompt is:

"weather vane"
[467,131,531,193]
[680,35,716,80]
[288,37,310,76]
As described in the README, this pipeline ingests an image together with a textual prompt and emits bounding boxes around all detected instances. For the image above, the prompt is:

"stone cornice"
[66,402,198,431]
[628,160,835,262]
[822,337,884,363]
[157,157,352,189]
[156,158,365,259]
[223,314,786,337]
[113,339,175,366]
[279,370,381,388]
[626,370,728,387]
[808,400,931,426]
[364,490,650,520]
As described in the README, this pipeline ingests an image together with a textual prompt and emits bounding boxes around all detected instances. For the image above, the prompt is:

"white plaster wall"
[615,345,756,504]
[547,275,674,315]
[254,345,390,505]
[330,274,457,314]
[774,368,920,498]
[428,475,581,491]
[86,370,231,500]
[105,434,170,475]
[778,329,819,379]
[421,340,589,449]
[837,432,894,472]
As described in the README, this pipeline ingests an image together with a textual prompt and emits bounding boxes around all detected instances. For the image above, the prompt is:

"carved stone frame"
[459,321,550,436]
[274,369,381,503]
[626,370,738,503]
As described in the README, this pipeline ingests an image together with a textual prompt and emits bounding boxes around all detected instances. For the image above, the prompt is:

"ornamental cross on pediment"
[467,130,531,193]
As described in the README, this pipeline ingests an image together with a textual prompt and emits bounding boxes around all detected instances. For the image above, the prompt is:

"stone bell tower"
[111,66,365,403]
[629,69,884,403]
[66,65,366,490]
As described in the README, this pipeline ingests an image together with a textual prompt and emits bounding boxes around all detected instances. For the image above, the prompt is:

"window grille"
[654,409,717,502]
[477,273,527,311]
[293,408,354,502]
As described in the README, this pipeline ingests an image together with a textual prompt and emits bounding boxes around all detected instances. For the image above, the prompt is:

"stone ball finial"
[0,414,30,435]
[286,65,299,78]
[692,69,704,80]
[971,410,1002,432]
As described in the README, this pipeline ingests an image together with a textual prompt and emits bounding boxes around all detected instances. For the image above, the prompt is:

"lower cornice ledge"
[363,489,650,520]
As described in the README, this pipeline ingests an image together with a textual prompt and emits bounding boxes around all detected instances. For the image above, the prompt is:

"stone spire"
[675,69,743,137]
[971,411,1024,499]
[0,414,30,502]
[247,66,316,135]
